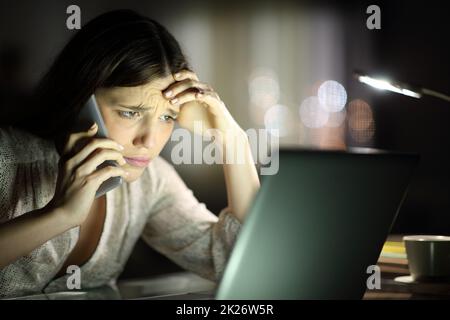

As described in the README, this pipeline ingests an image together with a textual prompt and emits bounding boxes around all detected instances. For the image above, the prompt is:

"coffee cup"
[403,235,450,282]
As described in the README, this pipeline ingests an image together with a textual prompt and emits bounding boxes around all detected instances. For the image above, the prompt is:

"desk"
[364,235,450,300]
[6,236,450,300]
[9,270,450,300]
[5,272,216,300]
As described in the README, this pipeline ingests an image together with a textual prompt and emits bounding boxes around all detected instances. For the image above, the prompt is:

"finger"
[66,139,124,172]
[76,149,127,176]
[171,89,221,108]
[86,165,128,189]
[196,89,221,101]
[76,138,124,162]
[63,123,98,156]
[164,79,211,100]
[173,69,200,82]
[193,91,227,116]
[162,68,201,98]
[169,89,202,107]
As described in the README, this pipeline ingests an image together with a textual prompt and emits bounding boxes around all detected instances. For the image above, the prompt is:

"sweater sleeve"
[0,127,16,222]
[0,126,65,298]
[141,157,241,282]
[0,126,58,223]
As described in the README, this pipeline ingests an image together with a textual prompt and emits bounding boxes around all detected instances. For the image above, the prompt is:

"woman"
[0,9,259,298]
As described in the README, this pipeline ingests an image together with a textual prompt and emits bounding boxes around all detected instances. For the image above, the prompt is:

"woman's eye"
[117,111,175,122]
[118,111,141,119]
[160,115,177,122]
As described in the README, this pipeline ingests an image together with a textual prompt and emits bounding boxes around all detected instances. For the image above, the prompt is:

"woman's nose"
[141,132,156,149]
[136,125,157,149]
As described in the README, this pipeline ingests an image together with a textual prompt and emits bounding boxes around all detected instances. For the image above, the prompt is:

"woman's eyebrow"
[117,103,153,111]
[167,108,179,117]
[117,103,179,116]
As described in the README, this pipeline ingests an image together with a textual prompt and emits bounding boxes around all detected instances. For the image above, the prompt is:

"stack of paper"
[377,239,409,274]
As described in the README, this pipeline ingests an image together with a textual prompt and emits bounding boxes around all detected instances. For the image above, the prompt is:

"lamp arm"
[421,88,450,102]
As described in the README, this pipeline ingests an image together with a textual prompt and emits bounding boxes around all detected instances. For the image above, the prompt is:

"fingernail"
[118,144,124,150]
[196,92,203,98]
[170,98,178,104]
[174,73,181,78]
[164,90,173,98]
[89,123,97,130]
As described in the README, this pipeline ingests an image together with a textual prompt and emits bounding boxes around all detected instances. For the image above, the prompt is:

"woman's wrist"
[44,202,78,231]
[216,127,247,149]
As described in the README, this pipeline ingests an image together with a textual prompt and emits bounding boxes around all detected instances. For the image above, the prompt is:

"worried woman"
[0,9,259,298]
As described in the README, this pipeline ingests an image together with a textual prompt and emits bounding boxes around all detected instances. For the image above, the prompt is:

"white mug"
[403,235,450,282]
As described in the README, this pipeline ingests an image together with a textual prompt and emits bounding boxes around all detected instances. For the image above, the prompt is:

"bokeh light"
[317,80,347,112]
[299,96,329,128]
[326,108,347,128]
[264,104,291,137]
[248,67,280,109]
[347,99,375,143]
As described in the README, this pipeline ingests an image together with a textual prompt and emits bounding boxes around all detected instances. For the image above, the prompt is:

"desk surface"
[364,234,450,299]
[6,235,450,300]
[9,271,450,300]
[363,264,450,299]
[5,272,216,300]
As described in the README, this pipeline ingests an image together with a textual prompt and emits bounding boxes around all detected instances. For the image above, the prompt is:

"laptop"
[122,147,419,300]
[215,147,419,299]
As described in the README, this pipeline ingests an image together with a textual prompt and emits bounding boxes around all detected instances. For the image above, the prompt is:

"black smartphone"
[72,94,123,198]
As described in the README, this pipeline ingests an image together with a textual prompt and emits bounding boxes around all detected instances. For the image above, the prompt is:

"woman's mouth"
[124,156,151,168]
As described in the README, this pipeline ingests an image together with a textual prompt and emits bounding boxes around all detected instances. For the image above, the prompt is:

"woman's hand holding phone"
[46,123,128,227]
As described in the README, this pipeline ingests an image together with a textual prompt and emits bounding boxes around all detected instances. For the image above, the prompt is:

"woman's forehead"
[102,74,175,103]
[144,74,176,91]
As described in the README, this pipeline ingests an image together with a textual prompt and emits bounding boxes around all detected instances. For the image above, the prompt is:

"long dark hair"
[15,9,192,152]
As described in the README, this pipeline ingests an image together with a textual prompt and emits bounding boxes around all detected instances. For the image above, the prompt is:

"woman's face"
[95,74,178,183]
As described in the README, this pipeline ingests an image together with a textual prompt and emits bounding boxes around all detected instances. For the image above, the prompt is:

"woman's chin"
[122,166,144,183]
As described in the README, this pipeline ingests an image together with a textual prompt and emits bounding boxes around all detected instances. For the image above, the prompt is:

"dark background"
[345,0,450,234]
[0,0,449,278]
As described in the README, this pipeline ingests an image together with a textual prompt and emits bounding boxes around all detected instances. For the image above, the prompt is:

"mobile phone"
[72,94,123,198]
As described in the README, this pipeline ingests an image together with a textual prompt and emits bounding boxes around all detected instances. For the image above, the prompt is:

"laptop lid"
[216,148,419,299]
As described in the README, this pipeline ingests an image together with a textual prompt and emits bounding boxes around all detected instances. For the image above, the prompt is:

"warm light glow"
[326,109,347,128]
[347,99,375,143]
